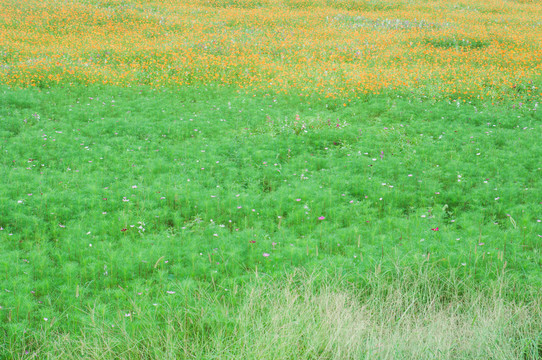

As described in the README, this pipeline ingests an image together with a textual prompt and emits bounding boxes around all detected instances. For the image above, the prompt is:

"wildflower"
[318,216,325,220]
[431,227,439,231]
[263,253,270,257]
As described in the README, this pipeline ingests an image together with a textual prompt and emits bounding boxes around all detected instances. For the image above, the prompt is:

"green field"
[1,85,541,358]
[1,0,542,358]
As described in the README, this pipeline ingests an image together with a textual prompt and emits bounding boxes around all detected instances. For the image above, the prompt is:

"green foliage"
[422,37,490,50]
[0,84,541,358]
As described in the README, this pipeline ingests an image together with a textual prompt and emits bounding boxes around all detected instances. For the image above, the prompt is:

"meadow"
[1,0,542,358]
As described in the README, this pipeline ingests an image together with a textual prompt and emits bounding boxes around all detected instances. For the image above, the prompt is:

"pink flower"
[431,227,439,231]
[318,216,325,220]
[263,253,270,257]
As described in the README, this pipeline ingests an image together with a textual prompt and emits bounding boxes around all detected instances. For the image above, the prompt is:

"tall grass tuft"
[12,266,542,359]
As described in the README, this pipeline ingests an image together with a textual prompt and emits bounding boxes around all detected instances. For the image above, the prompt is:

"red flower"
[121,228,127,232]
[249,240,256,243]
[431,227,439,231]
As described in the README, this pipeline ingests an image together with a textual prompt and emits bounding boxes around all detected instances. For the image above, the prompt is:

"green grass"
[1,84,541,358]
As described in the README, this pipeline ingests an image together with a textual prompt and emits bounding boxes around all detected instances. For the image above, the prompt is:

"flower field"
[1,0,542,358]
[1,0,541,99]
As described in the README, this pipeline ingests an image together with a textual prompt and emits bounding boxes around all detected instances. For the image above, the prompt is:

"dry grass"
[235,268,542,359]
